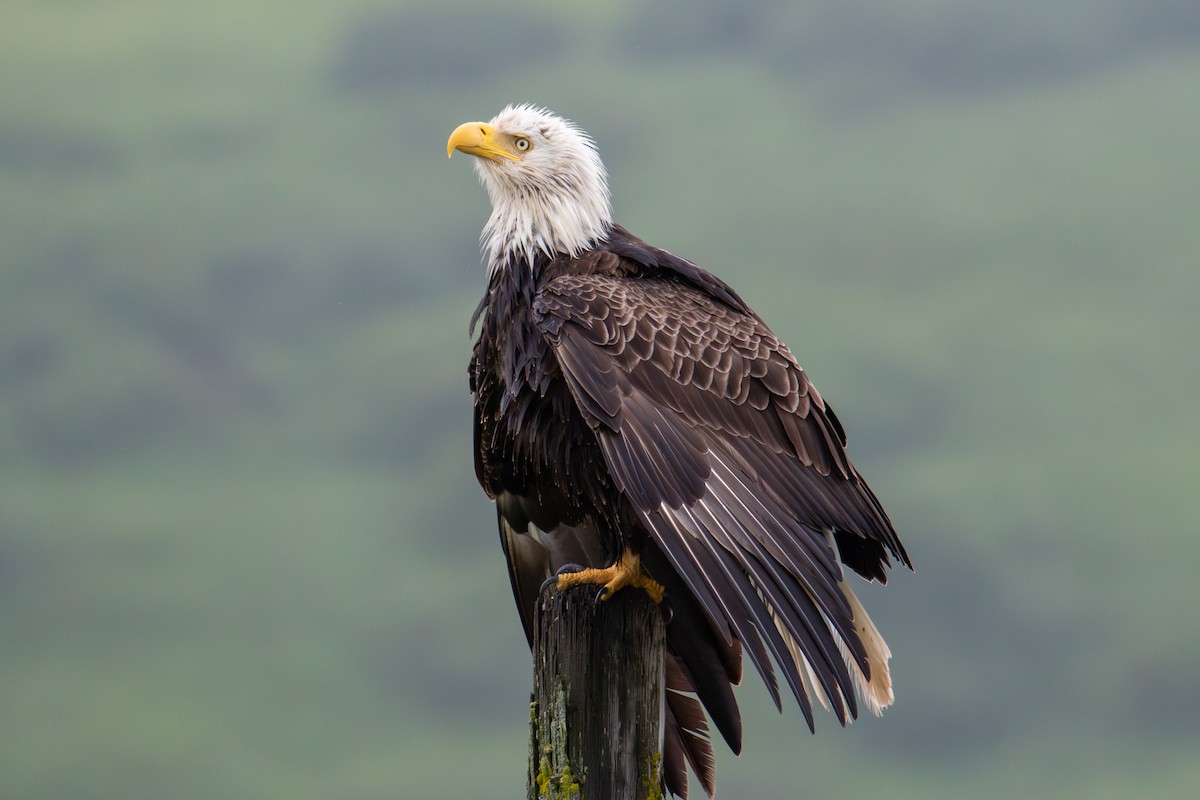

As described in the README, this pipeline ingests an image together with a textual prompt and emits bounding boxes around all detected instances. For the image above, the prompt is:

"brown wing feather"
[535,271,909,728]
[535,272,907,570]
[496,509,550,646]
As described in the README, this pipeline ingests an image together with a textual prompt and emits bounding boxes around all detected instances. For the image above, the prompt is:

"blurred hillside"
[1,1,1198,798]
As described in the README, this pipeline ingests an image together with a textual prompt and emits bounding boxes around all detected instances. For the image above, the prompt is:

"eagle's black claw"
[659,594,675,624]
[541,563,587,596]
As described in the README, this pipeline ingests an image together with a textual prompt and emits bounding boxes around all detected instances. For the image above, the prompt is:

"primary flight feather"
[449,104,911,799]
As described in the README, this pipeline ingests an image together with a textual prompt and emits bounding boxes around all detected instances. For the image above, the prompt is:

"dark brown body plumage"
[470,224,910,798]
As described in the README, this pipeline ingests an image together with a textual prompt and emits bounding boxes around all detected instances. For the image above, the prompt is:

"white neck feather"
[480,179,612,273]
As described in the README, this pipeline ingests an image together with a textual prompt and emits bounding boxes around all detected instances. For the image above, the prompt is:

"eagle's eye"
[514,136,532,153]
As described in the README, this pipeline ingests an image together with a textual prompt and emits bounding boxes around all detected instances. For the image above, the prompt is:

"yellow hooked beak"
[447,122,519,162]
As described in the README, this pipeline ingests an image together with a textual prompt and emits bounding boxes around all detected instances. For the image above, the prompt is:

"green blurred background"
[3,0,1198,797]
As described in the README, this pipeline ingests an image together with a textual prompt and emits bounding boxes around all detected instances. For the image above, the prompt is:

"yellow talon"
[556,550,665,604]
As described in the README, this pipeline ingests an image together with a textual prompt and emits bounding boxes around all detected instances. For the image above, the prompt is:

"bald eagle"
[448,105,911,798]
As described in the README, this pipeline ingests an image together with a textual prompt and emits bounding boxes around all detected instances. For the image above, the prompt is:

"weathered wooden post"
[528,583,666,800]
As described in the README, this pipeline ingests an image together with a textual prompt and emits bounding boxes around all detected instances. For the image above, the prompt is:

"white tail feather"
[767,580,895,722]
[840,579,894,716]
[768,603,835,713]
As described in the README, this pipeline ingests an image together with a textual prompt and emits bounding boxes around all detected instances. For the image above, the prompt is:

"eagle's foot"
[555,550,665,604]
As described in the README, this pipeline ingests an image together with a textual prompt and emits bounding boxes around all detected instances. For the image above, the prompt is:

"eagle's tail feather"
[771,579,894,722]
[664,655,717,799]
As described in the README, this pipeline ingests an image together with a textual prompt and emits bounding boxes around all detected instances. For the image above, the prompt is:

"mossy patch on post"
[533,754,581,799]
[642,751,664,800]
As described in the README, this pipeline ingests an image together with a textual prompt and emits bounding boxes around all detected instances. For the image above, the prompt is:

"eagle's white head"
[448,104,612,273]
